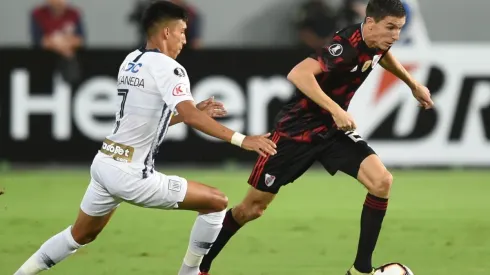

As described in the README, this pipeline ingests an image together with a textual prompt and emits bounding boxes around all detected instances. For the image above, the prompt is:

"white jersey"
[100,48,194,177]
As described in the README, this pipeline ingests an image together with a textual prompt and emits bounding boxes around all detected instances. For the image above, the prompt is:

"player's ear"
[162,27,170,38]
[365,17,375,27]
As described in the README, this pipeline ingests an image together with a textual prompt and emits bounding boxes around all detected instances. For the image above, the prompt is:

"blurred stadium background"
[1,0,489,274]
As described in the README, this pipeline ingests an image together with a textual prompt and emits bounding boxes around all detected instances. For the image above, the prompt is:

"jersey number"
[113,89,129,134]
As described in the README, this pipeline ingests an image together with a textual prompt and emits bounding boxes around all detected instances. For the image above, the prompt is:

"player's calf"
[232,199,268,225]
[70,209,115,245]
[232,186,275,225]
[14,209,114,274]
[14,226,82,275]
[178,210,226,275]
[199,187,275,273]
[352,155,392,273]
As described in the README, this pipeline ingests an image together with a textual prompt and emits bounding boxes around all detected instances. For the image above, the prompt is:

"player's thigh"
[90,156,188,211]
[248,132,317,194]
[317,130,376,179]
[178,180,228,213]
[114,171,190,210]
[80,177,121,219]
[126,173,228,213]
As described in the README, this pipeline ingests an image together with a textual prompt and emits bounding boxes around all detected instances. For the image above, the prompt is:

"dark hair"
[366,0,406,22]
[142,1,188,34]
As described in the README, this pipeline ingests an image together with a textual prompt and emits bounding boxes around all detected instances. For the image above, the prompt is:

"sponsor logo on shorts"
[264,173,276,187]
[168,179,182,192]
[100,138,134,162]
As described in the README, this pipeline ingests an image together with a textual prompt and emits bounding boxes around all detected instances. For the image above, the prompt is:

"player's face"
[166,20,187,58]
[47,0,66,10]
[370,16,406,50]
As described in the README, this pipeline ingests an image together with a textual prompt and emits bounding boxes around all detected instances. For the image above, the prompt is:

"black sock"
[354,193,388,273]
[200,208,241,273]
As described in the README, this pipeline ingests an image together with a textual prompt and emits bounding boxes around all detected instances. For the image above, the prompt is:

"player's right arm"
[287,58,342,114]
[176,101,276,157]
[287,39,357,131]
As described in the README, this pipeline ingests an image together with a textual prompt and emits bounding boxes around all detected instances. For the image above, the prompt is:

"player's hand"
[412,84,434,109]
[332,108,357,131]
[196,97,227,118]
[242,133,277,157]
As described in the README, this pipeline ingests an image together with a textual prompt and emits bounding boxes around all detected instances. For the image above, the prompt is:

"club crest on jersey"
[172,83,188,96]
[264,173,276,187]
[174,67,186,77]
[328,44,343,56]
[362,60,372,72]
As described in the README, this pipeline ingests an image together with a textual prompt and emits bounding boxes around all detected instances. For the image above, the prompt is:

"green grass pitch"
[1,169,489,274]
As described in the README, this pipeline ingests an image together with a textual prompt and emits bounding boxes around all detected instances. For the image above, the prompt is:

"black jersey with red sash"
[275,23,389,142]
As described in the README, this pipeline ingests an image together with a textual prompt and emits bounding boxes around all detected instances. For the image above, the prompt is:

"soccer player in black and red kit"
[198,0,434,274]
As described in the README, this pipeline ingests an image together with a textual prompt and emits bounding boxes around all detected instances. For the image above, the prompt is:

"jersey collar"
[138,45,161,53]
[360,22,365,41]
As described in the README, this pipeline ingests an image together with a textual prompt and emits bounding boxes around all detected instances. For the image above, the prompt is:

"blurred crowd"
[29,0,413,83]
[30,0,203,84]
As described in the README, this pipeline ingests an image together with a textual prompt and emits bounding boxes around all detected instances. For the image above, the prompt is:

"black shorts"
[247,130,376,194]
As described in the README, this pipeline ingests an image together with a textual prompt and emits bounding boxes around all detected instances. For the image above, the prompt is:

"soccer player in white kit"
[14,2,277,275]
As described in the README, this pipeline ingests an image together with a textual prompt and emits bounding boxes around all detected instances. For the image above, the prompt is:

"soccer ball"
[374,263,414,275]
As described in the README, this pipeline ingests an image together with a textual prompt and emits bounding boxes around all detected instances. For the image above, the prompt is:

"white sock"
[14,226,82,275]
[178,210,226,275]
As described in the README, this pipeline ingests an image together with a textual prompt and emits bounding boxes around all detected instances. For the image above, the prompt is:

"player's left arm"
[379,51,434,109]
[169,114,184,126]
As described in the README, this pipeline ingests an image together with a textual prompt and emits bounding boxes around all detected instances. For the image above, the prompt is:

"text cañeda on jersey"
[118,75,144,88]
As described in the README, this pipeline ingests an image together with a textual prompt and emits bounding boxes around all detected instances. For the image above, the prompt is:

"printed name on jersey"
[328,44,343,56]
[118,75,145,88]
[174,67,186,77]
[172,83,189,96]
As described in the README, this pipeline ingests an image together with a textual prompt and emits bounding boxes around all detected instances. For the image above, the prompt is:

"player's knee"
[200,208,226,225]
[71,226,103,245]
[209,188,228,212]
[79,232,99,245]
[373,171,393,196]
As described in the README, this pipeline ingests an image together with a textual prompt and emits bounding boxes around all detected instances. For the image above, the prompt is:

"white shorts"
[80,152,188,216]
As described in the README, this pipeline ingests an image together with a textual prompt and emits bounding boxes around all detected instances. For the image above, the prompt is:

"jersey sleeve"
[153,64,195,110]
[311,37,357,72]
